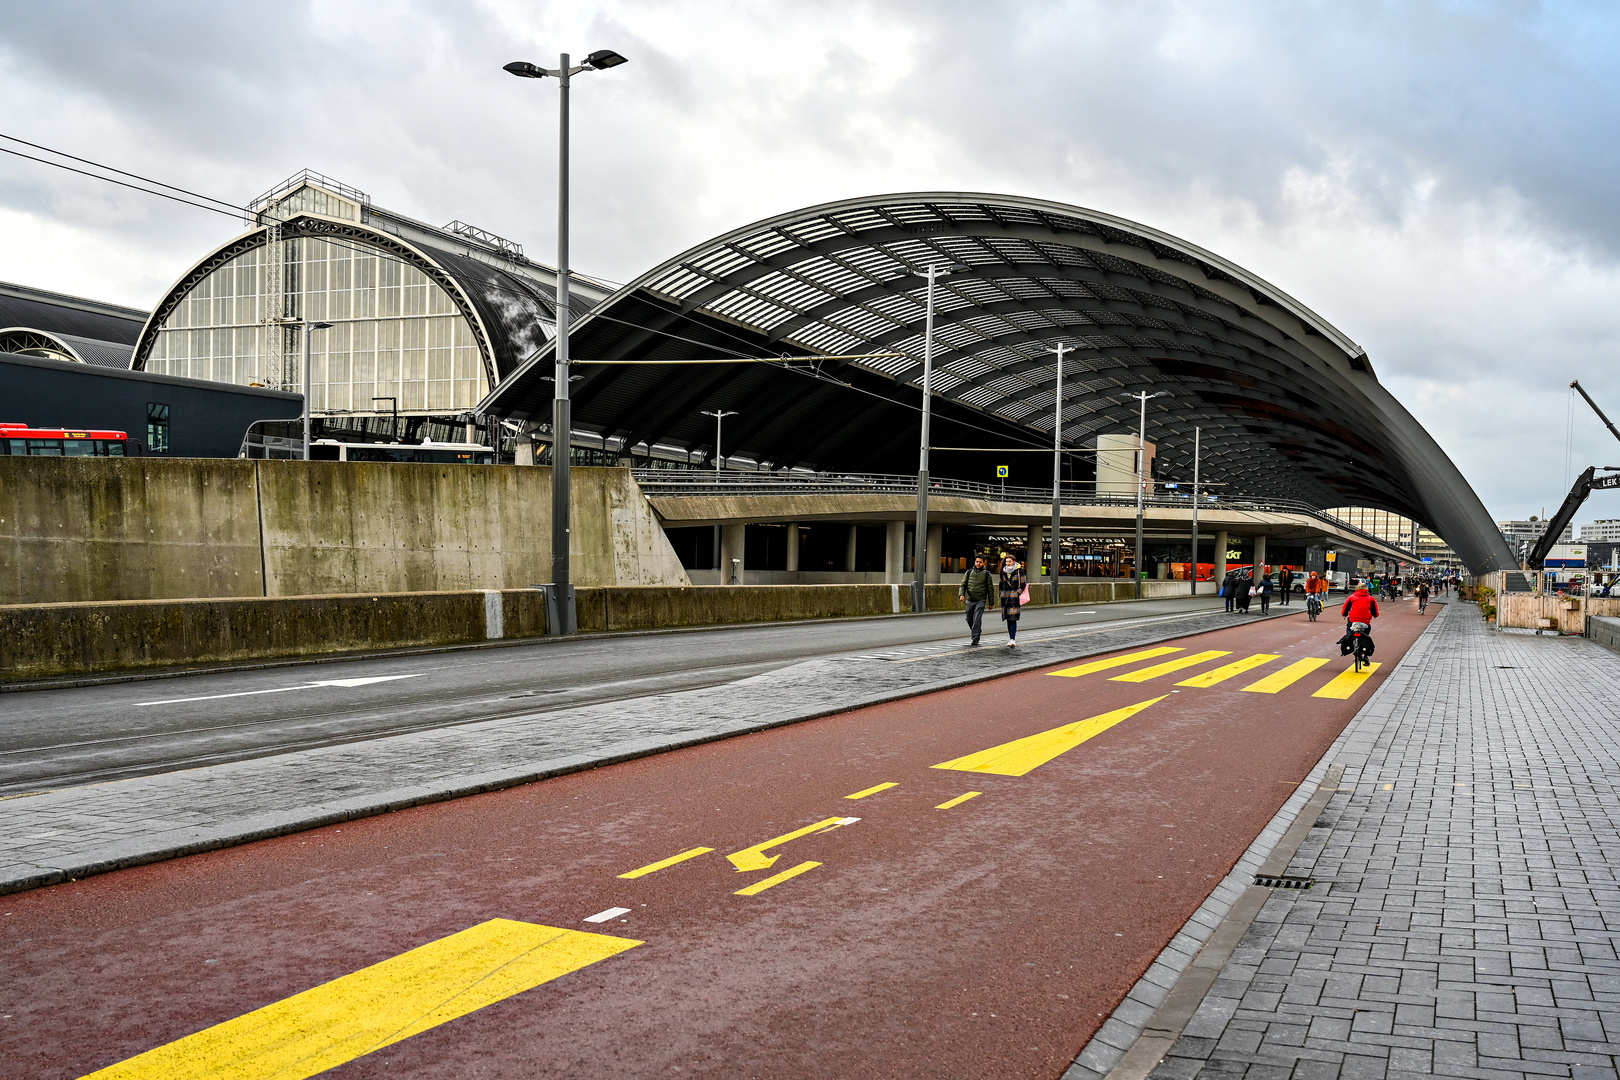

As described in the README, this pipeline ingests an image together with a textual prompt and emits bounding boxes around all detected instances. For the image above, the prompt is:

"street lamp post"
[701,409,738,473]
[702,409,737,577]
[279,318,334,460]
[912,262,966,614]
[1047,343,1071,604]
[1122,390,1168,598]
[505,48,628,637]
[1190,426,1200,597]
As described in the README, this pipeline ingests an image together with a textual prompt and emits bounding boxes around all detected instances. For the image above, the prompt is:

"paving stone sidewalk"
[1146,602,1620,1080]
[0,604,1263,897]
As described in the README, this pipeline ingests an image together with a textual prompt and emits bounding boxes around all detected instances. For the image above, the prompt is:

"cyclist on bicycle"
[1338,584,1379,655]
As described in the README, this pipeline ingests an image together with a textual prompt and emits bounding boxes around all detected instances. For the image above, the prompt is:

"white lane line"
[1065,611,1099,615]
[584,907,632,923]
[136,674,427,707]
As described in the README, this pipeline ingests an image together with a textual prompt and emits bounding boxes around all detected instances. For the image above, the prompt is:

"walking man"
[1223,569,1238,613]
[959,554,994,647]
[1277,567,1293,605]
[1258,570,1274,614]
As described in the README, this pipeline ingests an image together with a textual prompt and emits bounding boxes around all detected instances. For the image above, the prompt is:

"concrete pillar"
[885,520,906,583]
[927,523,943,583]
[721,523,746,585]
[1026,522,1043,580]
[785,523,799,573]
[845,524,859,573]
[1215,529,1228,582]
[1254,534,1267,578]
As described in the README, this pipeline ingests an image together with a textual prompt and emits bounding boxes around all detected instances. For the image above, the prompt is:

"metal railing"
[630,468,1419,559]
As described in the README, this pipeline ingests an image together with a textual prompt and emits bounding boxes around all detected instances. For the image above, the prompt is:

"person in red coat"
[1340,585,1380,625]
[1338,585,1380,655]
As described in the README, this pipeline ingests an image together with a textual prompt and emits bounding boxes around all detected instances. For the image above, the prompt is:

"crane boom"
[1572,380,1620,447]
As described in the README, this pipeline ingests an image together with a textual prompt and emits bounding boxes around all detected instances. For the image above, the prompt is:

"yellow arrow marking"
[1240,657,1331,693]
[931,697,1167,777]
[79,919,639,1080]
[725,817,859,872]
[1176,653,1279,687]
[617,846,713,879]
[734,861,822,896]
[1049,647,1182,678]
[1109,650,1232,682]
[1312,662,1381,698]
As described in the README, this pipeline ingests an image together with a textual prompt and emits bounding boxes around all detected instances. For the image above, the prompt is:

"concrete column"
[1214,529,1228,582]
[926,523,943,583]
[1254,534,1267,578]
[1026,522,1043,580]
[721,523,746,585]
[885,520,906,583]
[785,523,799,573]
[845,524,859,573]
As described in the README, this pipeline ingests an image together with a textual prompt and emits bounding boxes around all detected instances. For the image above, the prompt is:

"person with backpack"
[999,552,1027,648]
[958,553,995,647]
[1258,571,1274,614]
[1222,569,1238,613]
[1415,578,1431,614]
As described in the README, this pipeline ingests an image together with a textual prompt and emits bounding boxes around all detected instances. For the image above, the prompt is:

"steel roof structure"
[480,192,1517,574]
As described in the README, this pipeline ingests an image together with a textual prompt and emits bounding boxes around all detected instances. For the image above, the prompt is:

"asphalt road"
[2,598,1435,1079]
[0,596,1223,795]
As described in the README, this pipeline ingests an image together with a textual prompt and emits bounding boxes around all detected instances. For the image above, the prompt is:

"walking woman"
[999,552,1027,648]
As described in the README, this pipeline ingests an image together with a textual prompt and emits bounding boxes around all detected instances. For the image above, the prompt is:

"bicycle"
[1348,621,1374,673]
[1306,593,1322,621]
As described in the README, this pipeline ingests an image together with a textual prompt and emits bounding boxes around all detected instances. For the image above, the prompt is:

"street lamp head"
[503,61,547,79]
[311,321,334,330]
[584,49,629,69]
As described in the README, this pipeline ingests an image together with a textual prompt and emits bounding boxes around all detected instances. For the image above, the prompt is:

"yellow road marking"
[931,697,1167,777]
[617,846,714,879]
[734,860,821,896]
[1239,657,1331,693]
[845,782,898,800]
[936,791,982,810]
[80,919,639,1080]
[1312,663,1381,698]
[1049,647,1182,678]
[1383,783,1394,790]
[1109,650,1232,683]
[726,817,858,872]
[1176,653,1279,687]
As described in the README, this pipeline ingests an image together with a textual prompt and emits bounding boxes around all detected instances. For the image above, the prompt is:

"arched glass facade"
[142,237,488,413]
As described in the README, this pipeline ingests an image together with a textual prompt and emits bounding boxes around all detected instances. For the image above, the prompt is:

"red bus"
[0,422,135,456]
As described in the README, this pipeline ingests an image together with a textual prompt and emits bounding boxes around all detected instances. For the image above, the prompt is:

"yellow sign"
[1326,551,1337,562]
[996,465,1009,478]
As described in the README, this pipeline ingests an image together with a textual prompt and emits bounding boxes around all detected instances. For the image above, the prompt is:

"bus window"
[25,439,64,456]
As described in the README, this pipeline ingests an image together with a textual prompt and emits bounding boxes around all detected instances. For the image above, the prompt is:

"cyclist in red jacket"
[1341,585,1380,625]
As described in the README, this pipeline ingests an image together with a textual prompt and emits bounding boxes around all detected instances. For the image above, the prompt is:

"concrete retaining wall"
[1588,615,1620,655]
[0,579,1214,681]
[0,459,689,605]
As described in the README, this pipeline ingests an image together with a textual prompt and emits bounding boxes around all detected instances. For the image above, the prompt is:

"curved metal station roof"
[479,191,1515,574]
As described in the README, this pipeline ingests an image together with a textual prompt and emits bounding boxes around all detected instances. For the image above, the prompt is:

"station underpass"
[3,598,1440,1080]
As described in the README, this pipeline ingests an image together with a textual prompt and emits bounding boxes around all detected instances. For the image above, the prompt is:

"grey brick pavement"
[1140,602,1620,1080]
[0,605,1266,897]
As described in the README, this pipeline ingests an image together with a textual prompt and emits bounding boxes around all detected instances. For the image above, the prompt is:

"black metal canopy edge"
[476,191,1517,574]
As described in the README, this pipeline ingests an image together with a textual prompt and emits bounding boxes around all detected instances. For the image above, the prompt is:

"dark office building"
[1,280,300,456]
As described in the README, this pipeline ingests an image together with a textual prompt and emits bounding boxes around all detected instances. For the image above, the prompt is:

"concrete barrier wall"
[0,459,690,605]
[1589,615,1620,655]
[0,458,266,603]
[0,579,1216,680]
[0,590,549,679]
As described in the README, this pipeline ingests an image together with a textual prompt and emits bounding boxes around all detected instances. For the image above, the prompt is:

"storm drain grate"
[1255,874,1315,889]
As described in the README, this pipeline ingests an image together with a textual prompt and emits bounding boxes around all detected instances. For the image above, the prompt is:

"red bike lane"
[3,600,1435,1079]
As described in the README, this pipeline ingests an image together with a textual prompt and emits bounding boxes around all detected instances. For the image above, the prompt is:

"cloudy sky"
[2,0,1618,529]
